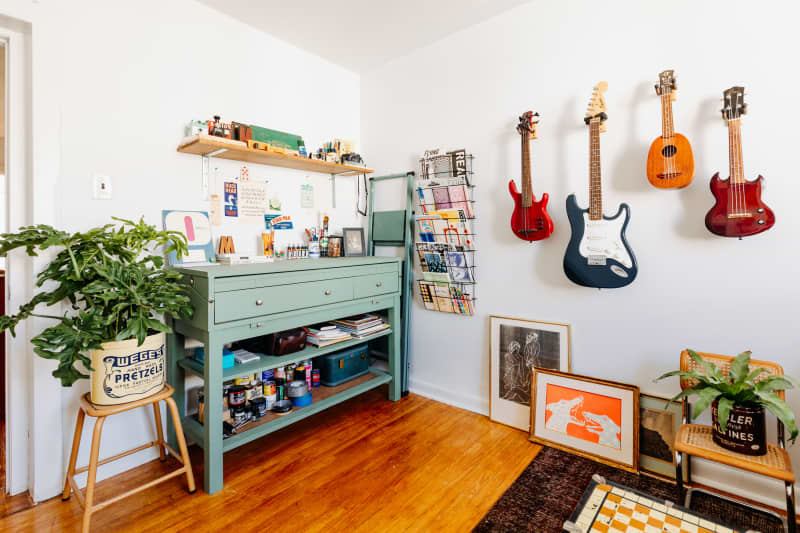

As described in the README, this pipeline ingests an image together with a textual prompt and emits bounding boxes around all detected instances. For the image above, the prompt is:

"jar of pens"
[305,214,330,259]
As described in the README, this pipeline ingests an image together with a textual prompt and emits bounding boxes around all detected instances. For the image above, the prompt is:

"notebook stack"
[332,314,390,339]
[306,325,351,347]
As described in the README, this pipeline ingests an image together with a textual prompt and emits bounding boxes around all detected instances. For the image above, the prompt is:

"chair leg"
[82,416,106,533]
[675,449,684,504]
[165,396,196,494]
[63,408,86,501]
[152,401,167,462]
[787,482,796,533]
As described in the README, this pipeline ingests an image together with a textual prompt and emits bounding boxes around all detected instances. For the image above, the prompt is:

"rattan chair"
[674,349,796,532]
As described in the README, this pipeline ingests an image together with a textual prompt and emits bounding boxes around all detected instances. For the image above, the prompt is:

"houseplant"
[656,349,798,455]
[0,217,193,404]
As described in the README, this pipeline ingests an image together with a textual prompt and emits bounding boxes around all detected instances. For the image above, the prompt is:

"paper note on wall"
[224,182,238,217]
[209,194,222,226]
[239,181,268,222]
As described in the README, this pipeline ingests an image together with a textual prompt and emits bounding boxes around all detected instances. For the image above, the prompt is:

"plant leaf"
[691,387,723,420]
[729,351,752,385]
[716,396,734,433]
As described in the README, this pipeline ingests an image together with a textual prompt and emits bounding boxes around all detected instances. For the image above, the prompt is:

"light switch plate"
[93,175,112,200]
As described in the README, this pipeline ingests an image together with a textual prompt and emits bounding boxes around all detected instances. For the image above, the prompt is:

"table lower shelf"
[183,368,392,453]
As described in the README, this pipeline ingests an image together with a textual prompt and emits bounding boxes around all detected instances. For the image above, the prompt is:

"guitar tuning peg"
[741,104,748,115]
[672,79,678,90]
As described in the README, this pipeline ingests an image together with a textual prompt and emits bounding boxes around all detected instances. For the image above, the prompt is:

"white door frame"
[0,11,64,501]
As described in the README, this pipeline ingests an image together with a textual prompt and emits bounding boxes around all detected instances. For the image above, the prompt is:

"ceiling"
[196,0,532,73]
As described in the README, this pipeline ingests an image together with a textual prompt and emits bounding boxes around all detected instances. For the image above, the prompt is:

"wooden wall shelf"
[177,134,373,176]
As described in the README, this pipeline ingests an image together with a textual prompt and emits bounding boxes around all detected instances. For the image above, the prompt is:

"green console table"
[166,257,402,494]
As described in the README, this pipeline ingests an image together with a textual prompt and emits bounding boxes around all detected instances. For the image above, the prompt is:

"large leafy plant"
[0,217,193,386]
[656,349,798,442]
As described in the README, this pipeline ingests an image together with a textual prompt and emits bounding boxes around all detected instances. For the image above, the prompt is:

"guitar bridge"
[726,212,752,219]
[656,172,683,179]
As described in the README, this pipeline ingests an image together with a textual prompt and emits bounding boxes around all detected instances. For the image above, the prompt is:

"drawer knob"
[376,281,382,287]
[324,290,332,295]
[256,323,262,328]
[256,300,263,306]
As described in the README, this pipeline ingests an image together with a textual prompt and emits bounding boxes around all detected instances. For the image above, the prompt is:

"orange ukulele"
[646,70,694,189]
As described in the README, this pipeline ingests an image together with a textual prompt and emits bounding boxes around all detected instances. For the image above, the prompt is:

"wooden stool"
[62,384,196,533]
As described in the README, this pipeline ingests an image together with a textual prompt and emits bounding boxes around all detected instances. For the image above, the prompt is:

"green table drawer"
[214,277,354,323]
[353,272,398,299]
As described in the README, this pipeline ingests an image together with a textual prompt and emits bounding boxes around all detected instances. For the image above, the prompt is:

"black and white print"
[498,325,561,406]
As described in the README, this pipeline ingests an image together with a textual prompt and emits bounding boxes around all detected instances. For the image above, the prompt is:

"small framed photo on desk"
[342,227,366,257]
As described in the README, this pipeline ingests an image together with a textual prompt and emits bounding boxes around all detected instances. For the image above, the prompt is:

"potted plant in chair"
[0,217,192,404]
[656,349,798,455]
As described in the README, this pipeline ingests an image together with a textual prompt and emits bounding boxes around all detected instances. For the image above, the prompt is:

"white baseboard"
[408,377,488,415]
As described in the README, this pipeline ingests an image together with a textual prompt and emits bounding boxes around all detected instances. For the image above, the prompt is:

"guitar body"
[704,172,775,237]
[563,194,638,288]
[646,133,694,189]
[508,180,554,241]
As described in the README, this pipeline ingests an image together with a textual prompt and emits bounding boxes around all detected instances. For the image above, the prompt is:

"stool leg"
[675,449,684,505]
[63,408,86,501]
[152,401,167,462]
[82,416,106,533]
[787,481,796,533]
[165,396,196,494]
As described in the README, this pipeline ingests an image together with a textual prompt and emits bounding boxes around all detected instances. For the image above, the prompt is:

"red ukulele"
[509,111,553,241]
[705,87,775,238]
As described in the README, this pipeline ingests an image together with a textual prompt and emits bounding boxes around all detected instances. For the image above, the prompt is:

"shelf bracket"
[331,173,336,208]
[201,149,228,200]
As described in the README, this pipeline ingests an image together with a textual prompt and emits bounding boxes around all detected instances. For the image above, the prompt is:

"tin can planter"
[711,398,767,456]
[89,333,166,405]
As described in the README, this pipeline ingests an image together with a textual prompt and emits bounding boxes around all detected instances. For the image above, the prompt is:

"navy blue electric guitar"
[563,82,638,289]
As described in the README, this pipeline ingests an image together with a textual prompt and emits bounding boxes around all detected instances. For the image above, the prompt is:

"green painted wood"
[214,263,397,292]
[221,369,392,452]
[353,272,399,299]
[174,257,400,279]
[167,258,403,494]
[178,329,393,381]
[166,326,185,451]
[214,277,354,323]
[371,210,407,245]
[174,294,397,345]
[182,416,204,449]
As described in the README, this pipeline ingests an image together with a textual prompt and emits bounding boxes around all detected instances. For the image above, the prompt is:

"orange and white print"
[544,383,622,449]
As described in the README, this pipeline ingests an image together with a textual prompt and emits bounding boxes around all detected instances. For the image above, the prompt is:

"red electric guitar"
[705,87,775,238]
[509,111,554,241]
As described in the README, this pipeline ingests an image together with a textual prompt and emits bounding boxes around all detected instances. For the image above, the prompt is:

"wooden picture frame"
[530,369,639,473]
[342,227,365,257]
[489,316,571,431]
[638,392,687,481]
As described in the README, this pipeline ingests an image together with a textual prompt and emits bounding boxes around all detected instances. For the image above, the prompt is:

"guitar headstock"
[655,69,677,100]
[584,82,608,131]
[517,111,540,139]
[721,86,747,121]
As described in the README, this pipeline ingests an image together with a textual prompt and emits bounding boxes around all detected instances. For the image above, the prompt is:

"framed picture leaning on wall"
[638,393,687,480]
[489,316,570,431]
[342,227,366,257]
[530,369,639,473]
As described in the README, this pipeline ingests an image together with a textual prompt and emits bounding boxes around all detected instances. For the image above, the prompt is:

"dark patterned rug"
[474,446,785,533]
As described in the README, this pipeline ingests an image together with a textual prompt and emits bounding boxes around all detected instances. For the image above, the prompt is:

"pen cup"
[308,241,321,258]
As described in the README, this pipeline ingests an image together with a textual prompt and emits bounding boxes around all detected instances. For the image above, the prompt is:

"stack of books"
[306,325,351,347]
[332,314,390,339]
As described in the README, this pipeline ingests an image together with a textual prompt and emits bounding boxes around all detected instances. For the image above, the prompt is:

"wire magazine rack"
[414,149,475,316]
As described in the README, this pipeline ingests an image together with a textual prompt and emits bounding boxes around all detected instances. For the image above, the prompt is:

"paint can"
[235,375,253,386]
[265,393,277,410]
[228,385,246,407]
[263,379,276,396]
[312,370,320,387]
[261,369,274,382]
[275,367,286,381]
[231,404,248,425]
[294,366,306,381]
[246,383,263,402]
[251,397,268,418]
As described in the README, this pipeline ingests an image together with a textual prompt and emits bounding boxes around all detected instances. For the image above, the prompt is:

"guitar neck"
[728,118,745,184]
[661,94,675,139]
[521,130,532,207]
[589,121,603,220]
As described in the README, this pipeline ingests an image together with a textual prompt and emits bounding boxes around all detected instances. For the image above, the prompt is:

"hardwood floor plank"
[0,388,539,532]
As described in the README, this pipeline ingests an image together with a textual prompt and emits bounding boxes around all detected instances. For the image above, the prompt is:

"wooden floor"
[0,388,540,532]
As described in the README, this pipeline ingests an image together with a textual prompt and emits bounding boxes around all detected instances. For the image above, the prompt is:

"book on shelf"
[330,314,391,339]
[306,324,351,347]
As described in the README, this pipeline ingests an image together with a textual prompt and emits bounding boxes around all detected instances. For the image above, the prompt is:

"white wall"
[2,0,362,499]
[362,0,800,510]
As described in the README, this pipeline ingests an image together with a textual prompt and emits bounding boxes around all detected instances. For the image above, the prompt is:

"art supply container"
[251,397,268,418]
[261,369,274,382]
[264,393,277,410]
[263,380,276,397]
[308,241,320,258]
[228,385,246,407]
[312,370,320,387]
[291,392,312,407]
[231,405,247,425]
